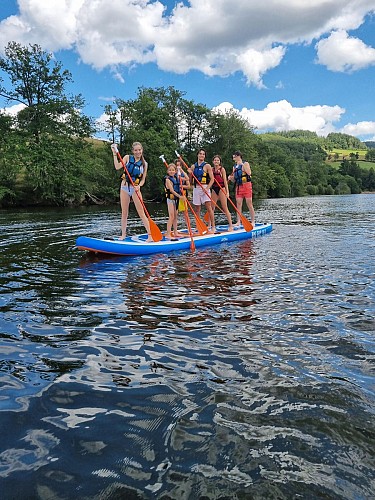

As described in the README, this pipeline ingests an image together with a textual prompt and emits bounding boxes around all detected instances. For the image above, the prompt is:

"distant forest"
[1,42,374,207]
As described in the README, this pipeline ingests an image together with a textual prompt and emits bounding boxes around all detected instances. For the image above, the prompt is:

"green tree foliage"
[0,112,20,203]
[0,42,93,142]
[365,149,375,161]
[0,42,112,206]
[326,132,365,150]
[362,167,375,190]
[208,109,257,162]
[1,50,373,207]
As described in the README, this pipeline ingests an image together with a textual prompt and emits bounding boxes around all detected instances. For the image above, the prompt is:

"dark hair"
[198,148,206,155]
[212,154,222,164]
[233,150,242,158]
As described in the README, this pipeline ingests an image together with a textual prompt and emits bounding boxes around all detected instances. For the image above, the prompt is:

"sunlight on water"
[0,195,374,498]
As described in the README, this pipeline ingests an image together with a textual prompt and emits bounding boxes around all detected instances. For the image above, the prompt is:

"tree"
[326,132,365,150]
[361,167,375,191]
[0,112,20,205]
[0,42,93,143]
[365,149,375,161]
[0,42,101,205]
[208,109,257,164]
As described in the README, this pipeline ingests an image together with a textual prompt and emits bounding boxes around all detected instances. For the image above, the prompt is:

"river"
[0,194,374,499]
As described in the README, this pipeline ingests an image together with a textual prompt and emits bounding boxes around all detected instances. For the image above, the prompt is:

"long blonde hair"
[132,141,146,169]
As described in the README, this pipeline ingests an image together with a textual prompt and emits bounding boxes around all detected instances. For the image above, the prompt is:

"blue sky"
[1,0,375,141]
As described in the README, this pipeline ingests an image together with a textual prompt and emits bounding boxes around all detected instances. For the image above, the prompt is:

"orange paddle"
[160,155,208,247]
[212,178,253,232]
[114,146,163,242]
[174,151,226,216]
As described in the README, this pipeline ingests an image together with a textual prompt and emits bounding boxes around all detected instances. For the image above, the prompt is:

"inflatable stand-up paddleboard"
[76,223,273,256]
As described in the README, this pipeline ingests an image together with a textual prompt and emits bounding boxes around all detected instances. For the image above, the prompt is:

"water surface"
[0,195,374,499]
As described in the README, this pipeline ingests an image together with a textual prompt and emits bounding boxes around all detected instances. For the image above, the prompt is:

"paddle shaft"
[160,158,197,248]
[160,156,208,235]
[176,166,196,251]
[175,153,225,214]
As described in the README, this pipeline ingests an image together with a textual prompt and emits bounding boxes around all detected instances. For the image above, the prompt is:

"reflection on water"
[0,195,374,499]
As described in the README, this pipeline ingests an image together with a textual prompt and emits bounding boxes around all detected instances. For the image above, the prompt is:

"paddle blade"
[178,198,187,212]
[148,218,163,242]
[203,211,210,222]
[241,215,253,232]
[195,216,208,235]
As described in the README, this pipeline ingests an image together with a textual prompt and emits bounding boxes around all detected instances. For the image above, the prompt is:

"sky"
[1,0,375,141]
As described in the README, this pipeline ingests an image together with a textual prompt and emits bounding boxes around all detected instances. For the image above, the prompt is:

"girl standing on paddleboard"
[211,155,234,231]
[111,142,152,241]
[228,150,255,228]
[164,163,189,239]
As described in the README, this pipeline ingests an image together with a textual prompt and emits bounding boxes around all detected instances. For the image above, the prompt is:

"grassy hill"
[325,148,367,160]
[325,148,374,170]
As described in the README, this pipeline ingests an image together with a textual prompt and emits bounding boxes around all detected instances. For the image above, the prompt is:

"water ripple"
[0,196,374,498]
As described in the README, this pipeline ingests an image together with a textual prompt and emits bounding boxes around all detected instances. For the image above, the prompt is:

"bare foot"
[119,235,126,240]
[146,236,153,242]
[228,226,234,232]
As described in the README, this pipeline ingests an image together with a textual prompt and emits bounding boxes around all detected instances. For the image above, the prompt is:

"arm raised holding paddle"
[184,148,217,234]
[164,162,190,239]
[111,142,162,242]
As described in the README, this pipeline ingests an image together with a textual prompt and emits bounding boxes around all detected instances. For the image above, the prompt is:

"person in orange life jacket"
[164,163,190,239]
[188,148,216,233]
[111,141,152,242]
[228,150,255,228]
[211,154,234,231]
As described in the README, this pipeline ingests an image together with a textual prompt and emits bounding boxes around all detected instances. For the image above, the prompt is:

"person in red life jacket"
[211,154,234,231]
[111,141,152,241]
[228,150,255,228]
[188,148,216,233]
[164,163,189,239]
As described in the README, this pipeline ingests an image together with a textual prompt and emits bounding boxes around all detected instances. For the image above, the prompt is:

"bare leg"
[172,203,179,236]
[204,201,216,233]
[234,197,243,226]
[245,197,255,226]
[193,204,201,217]
[218,190,233,230]
[132,193,152,241]
[165,201,175,238]
[119,188,131,239]
[211,192,218,218]
[172,208,184,237]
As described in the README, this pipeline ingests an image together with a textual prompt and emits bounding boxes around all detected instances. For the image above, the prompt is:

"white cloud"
[1,1,375,141]
[236,46,286,88]
[316,30,375,72]
[340,120,375,138]
[1,0,375,86]
[213,100,345,136]
[1,103,26,115]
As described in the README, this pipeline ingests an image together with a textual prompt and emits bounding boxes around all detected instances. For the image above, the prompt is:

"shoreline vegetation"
[0,42,374,209]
